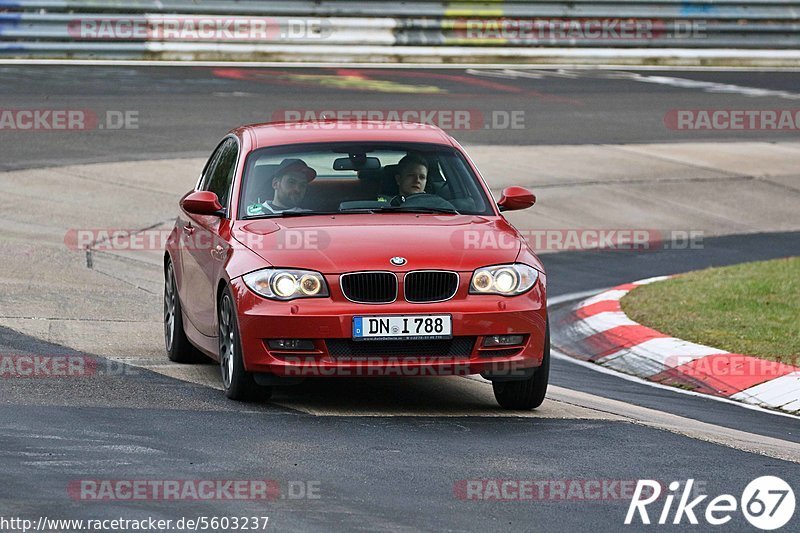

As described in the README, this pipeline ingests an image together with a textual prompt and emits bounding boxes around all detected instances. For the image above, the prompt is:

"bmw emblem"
[390,257,407,266]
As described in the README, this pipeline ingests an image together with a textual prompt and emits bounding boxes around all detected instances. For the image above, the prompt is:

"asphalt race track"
[1,65,799,532]
[3,66,800,169]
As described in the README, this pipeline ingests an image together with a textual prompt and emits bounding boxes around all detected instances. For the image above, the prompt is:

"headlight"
[469,264,539,296]
[243,268,329,301]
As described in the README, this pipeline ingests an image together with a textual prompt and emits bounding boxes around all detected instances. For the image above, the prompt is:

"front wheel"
[218,287,272,402]
[493,322,550,410]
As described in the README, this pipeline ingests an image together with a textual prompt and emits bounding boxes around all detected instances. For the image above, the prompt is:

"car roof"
[234,120,457,150]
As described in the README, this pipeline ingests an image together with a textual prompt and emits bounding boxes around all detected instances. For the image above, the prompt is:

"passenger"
[259,158,316,213]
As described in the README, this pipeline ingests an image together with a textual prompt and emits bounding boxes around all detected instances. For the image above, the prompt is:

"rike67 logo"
[626,477,795,530]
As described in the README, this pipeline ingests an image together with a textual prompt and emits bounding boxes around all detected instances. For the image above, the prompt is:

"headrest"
[247,164,280,202]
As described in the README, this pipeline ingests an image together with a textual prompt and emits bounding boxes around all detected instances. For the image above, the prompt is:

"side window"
[202,138,239,212]
[199,140,226,190]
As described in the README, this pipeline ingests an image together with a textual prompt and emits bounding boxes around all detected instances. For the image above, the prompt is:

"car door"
[179,137,238,337]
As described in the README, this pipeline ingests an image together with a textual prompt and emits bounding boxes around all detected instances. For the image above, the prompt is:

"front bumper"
[230,274,547,378]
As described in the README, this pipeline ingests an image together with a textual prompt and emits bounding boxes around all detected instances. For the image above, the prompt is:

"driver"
[375,153,456,211]
[378,153,428,205]
[394,153,428,199]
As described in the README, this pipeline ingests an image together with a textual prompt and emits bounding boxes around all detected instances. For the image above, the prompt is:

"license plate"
[352,315,452,341]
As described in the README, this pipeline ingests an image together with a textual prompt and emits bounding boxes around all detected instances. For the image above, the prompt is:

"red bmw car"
[164,120,549,409]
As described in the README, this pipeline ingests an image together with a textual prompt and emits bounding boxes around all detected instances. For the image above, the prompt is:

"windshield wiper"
[241,207,459,219]
[279,210,348,217]
[377,206,459,215]
[242,209,374,219]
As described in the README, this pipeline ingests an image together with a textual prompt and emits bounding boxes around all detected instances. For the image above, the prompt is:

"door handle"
[182,223,194,235]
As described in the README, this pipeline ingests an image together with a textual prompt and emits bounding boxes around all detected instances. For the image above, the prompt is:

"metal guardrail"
[1,0,799,58]
[2,0,800,18]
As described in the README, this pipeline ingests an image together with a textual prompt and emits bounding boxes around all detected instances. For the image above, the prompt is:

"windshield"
[237,142,495,219]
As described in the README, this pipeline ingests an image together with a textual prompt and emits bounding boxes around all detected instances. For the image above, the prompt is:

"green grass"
[620,257,800,363]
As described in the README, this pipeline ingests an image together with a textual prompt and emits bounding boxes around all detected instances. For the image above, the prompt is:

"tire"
[492,321,550,410]
[218,287,272,402]
[164,261,203,363]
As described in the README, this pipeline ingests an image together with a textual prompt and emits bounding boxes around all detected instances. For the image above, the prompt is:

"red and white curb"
[554,276,800,414]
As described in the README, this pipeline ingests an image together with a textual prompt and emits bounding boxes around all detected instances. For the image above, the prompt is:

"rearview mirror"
[497,186,536,212]
[181,191,224,216]
[333,155,381,171]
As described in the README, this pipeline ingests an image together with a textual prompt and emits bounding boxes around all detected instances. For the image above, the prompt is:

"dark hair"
[274,158,316,182]
[396,153,429,175]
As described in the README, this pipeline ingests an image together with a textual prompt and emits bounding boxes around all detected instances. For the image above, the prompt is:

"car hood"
[232,214,524,274]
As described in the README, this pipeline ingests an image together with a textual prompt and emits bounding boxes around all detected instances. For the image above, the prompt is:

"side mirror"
[181,191,224,216]
[497,186,536,212]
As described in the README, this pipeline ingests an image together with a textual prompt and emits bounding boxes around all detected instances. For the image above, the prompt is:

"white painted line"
[623,73,800,101]
[548,383,800,463]
[551,348,800,420]
[548,289,608,306]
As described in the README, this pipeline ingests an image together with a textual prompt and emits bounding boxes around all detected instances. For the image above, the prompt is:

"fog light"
[267,339,315,351]
[482,335,524,347]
